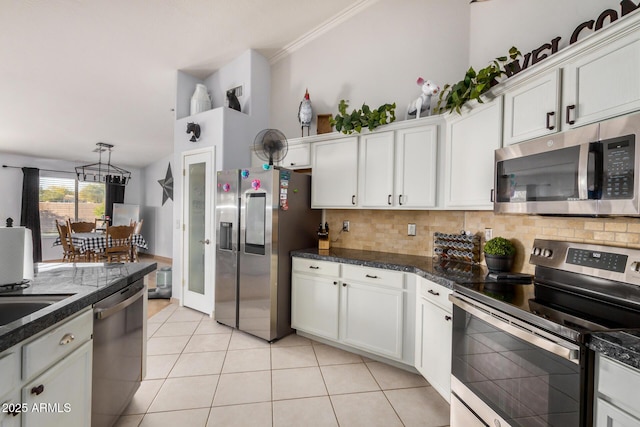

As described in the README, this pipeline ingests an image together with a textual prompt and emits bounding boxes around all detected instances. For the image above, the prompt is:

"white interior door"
[182,149,214,315]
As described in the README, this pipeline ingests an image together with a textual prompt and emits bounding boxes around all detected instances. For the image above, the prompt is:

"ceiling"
[0,0,364,169]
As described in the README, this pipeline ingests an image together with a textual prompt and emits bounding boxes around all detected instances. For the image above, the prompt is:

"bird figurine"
[298,88,312,137]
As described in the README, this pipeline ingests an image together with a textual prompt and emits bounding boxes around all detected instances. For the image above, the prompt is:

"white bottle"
[190,84,212,116]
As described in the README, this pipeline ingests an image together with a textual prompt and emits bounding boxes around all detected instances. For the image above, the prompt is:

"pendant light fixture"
[75,142,131,186]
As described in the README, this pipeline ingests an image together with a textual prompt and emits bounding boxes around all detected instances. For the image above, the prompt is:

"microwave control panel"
[602,135,635,199]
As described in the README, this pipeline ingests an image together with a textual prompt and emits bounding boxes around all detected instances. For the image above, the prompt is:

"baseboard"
[140,254,172,264]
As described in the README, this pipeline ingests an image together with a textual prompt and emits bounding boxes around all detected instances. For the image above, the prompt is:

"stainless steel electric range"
[449,239,640,427]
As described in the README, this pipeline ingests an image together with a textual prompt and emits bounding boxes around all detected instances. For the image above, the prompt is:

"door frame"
[181,146,216,316]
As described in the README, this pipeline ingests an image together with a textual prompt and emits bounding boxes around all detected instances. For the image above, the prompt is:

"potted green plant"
[434,47,521,115]
[483,236,516,272]
[330,100,396,134]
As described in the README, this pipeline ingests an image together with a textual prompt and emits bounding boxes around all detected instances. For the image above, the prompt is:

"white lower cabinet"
[291,272,340,341]
[415,277,452,403]
[0,308,93,427]
[291,258,412,364]
[341,280,403,359]
[0,391,20,427]
[22,340,92,427]
[595,354,640,427]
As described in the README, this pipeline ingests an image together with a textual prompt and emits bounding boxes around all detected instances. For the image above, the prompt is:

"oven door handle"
[450,294,580,364]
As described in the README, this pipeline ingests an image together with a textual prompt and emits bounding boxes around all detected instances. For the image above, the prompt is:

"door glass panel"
[188,162,206,295]
[496,146,580,202]
[451,306,581,426]
[245,193,266,255]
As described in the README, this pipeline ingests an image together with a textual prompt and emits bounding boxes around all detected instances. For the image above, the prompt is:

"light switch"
[408,223,416,236]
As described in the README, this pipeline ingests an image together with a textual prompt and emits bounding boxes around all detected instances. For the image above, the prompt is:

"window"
[39,175,105,235]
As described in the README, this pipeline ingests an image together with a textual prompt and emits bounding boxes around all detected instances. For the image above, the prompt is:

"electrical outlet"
[408,223,416,236]
[343,220,350,232]
[485,228,493,241]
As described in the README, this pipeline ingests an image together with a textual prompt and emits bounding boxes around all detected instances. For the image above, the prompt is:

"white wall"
[141,154,174,259]
[269,0,470,139]
[0,152,142,261]
[469,0,627,68]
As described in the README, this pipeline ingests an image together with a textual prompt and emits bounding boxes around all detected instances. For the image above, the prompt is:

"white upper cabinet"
[562,30,640,129]
[358,132,395,207]
[503,69,561,145]
[311,137,359,208]
[445,97,503,210]
[395,125,438,208]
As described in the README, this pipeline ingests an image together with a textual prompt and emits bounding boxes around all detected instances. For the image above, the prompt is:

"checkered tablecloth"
[54,232,148,254]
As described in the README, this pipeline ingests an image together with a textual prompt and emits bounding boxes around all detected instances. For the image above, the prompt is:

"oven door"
[450,294,589,427]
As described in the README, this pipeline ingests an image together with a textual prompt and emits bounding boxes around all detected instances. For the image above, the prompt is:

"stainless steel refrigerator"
[215,167,320,341]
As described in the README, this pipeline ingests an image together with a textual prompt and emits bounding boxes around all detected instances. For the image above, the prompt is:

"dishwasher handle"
[95,286,145,320]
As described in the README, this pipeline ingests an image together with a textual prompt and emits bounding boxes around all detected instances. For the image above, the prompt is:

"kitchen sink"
[0,295,71,326]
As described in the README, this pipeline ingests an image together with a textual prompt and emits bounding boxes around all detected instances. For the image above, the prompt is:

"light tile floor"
[116,303,450,427]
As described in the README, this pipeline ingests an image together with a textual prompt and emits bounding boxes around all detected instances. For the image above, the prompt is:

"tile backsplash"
[325,210,640,274]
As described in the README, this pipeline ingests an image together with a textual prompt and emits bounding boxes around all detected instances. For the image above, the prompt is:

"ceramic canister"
[190,84,212,116]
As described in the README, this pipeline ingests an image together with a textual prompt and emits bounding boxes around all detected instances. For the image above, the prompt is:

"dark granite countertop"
[291,247,488,289]
[0,261,157,353]
[292,248,640,370]
[588,331,640,371]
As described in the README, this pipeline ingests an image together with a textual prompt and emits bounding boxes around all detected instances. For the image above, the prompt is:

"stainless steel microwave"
[494,113,640,216]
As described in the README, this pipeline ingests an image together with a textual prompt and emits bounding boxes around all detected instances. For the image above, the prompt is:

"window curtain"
[21,167,42,262]
[105,176,125,224]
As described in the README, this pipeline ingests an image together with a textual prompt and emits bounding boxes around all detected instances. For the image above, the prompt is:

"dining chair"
[56,221,83,262]
[131,219,144,262]
[103,224,134,262]
[68,219,95,233]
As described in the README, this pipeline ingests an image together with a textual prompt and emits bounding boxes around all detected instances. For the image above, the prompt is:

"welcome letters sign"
[505,0,640,77]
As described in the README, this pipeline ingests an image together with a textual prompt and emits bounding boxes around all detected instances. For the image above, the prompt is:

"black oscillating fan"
[253,129,288,166]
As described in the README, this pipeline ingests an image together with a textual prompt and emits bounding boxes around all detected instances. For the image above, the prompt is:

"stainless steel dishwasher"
[92,279,145,427]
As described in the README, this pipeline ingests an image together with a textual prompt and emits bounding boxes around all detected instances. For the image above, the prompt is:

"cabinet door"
[22,340,92,427]
[0,391,20,427]
[311,137,359,208]
[596,398,640,427]
[445,98,502,210]
[395,125,438,208]
[415,297,452,403]
[358,132,395,207]
[281,143,311,169]
[563,31,640,129]
[503,69,560,145]
[341,281,403,359]
[291,273,340,340]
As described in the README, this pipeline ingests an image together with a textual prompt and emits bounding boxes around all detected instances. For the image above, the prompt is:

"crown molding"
[269,0,380,65]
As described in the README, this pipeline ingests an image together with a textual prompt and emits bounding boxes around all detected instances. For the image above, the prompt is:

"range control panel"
[566,248,627,273]
[530,239,640,286]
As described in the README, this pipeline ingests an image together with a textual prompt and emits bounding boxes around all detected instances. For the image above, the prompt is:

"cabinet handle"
[399,195,403,206]
[290,162,296,166]
[59,333,75,345]
[428,289,440,296]
[333,281,338,285]
[388,194,392,205]
[31,384,44,396]
[566,105,576,125]
[445,315,452,321]
[342,282,347,287]
[365,274,379,279]
[352,195,356,205]
[490,189,495,203]
[546,111,555,130]
[309,266,320,270]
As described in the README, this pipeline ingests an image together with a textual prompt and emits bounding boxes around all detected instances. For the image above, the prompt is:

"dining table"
[53,232,148,255]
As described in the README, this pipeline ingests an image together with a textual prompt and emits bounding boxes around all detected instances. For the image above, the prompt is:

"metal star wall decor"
[158,163,173,205]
